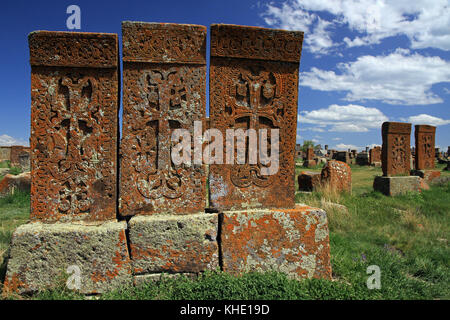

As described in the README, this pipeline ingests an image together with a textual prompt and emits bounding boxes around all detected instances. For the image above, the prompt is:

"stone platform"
[220,205,332,280]
[373,176,422,196]
[3,221,132,295]
[128,213,219,276]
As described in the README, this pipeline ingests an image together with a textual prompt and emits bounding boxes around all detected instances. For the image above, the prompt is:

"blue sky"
[0,0,449,151]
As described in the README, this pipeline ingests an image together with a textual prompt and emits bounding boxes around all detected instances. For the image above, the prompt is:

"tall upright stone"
[369,146,381,166]
[415,125,435,170]
[120,22,218,282]
[5,31,132,295]
[29,31,119,222]
[381,122,411,176]
[210,25,331,280]
[209,24,302,211]
[411,125,440,183]
[119,22,207,216]
[303,147,316,167]
[374,122,422,196]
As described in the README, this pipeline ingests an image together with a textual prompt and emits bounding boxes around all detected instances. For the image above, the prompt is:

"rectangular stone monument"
[411,125,440,183]
[303,147,316,167]
[10,146,29,168]
[209,24,331,280]
[5,31,132,295]
[29,31,119,223]
[120,22,218,282]
[381,122,411,176]
[369,146,381,166]
[415,125,436,170]
[119,21,207,216]
[374,122,422,196]
[209,24,303,211]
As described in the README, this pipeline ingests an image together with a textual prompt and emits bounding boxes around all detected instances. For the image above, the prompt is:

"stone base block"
[128,213,219,275]
[220,205,332,280]
[373,176,422,196]
[3,221,132,295]
[297,171,321,191]
[410,170,441,184]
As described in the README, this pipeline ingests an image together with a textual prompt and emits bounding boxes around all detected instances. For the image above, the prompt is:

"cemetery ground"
[0,164,448,300]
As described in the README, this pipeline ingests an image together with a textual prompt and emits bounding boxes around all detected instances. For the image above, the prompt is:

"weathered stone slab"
[373,176,422,196]
[414,125,436,170]
[220,205,331,279]
[29,31,119,223]
[128,213,219,274]
[303,147,316,167]
[209,24,304,211]
[0,172,31,197]
[0,146,11,162]
[119,22,207,216]
[356,152,369,166]
[9,146,29,168]
[3,221,132,295]
[321,160,352,193]
[297,171,321,191]
[381,122,411,176]
[369,146,381,166]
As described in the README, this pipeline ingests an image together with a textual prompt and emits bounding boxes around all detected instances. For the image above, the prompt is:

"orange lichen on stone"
[320,160,352,193]
[220,205,332,280]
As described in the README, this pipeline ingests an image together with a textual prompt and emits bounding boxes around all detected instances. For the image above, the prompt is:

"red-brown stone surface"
[29,31,119,222]
[220,205,331,279]
[415,125,436,170]
[321,160,352,193]
[209,24,304,211]
[119,22,207,216]
[0,172,31,196]
[381,122,411,176]
[369,146,381,165]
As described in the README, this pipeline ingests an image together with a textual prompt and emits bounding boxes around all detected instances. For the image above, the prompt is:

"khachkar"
[411,125,440,183]
[4,32,132,294]
[120,22,218,282]
[210,25,331,279]
[374,122,421,196]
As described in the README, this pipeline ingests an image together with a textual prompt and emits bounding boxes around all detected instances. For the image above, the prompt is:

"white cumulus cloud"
[261,0,450,52]
[299,104,388,132]
[300,49,450,105]
[402,114,450,126]
[0,134,29,146]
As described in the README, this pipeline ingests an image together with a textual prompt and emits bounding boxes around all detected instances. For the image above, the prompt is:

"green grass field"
[1,164,449,300]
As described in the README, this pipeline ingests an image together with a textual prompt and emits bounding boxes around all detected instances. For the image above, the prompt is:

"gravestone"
[297,171,321,191]
[5,31,131,294]
[9,146,29,168]
[211,24,331,280]
[374,122,422,196]
[321,160,351,193]
[369,146,381,166]
[303,147,316,167]
[120,22,218,280]
[119,22,207,216]
[0,146,11,162]
[209,24,301,211]
[415,125,435,170]
[411,125,440,183]
[18,152,30,171]
[381,122,411,176]
[334,151,350,164]
[356,152,369,166]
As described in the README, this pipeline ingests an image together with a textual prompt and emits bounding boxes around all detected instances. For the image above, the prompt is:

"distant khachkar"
[415,125,436,170]
[209,24,303,211]
[381,122,411,176]
[29,32,119,222]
